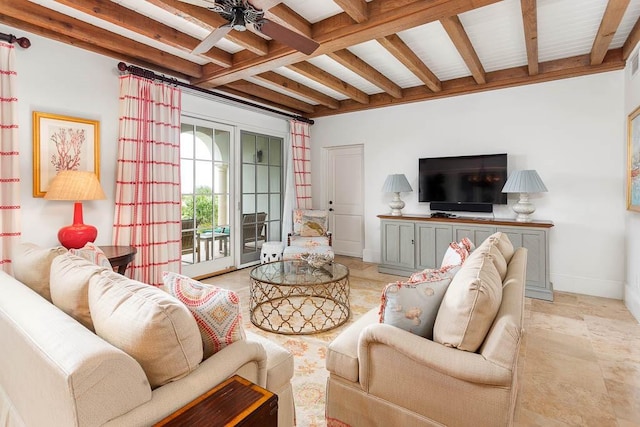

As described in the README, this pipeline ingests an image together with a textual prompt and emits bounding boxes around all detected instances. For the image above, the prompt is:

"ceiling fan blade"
[257,19,319,55]
[192,25,233,54]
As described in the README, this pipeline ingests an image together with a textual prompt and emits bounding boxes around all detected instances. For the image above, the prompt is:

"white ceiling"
[4,0,640,118]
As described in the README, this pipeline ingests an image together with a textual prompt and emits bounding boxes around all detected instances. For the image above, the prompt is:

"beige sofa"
[326,233,526,427]
[0,246,295,427]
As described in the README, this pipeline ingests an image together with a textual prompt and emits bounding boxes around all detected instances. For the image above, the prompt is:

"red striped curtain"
[290,120,312,208]
[113,75,182,286]
[0,42,20,274]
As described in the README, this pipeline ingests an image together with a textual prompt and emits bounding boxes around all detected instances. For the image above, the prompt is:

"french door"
[240,131,284,265]
[180,118,234,277]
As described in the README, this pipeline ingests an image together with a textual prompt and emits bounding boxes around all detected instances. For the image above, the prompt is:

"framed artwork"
[32,112,100,197]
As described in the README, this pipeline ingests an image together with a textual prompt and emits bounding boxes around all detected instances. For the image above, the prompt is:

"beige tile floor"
[206,255,640,427]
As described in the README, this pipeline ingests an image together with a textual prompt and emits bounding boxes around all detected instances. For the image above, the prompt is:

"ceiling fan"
[180,0,320,56]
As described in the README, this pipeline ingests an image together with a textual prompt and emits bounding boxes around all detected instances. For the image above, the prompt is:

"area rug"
[233,275,385,427]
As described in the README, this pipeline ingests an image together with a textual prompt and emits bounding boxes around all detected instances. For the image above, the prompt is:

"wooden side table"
[154,375,277,426]
[100,245,137,275]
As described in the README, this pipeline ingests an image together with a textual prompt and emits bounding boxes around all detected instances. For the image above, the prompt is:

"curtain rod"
[0,32,31,48]
[117,62,314,125]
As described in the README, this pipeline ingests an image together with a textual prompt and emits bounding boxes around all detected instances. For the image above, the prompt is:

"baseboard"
[625,284,640,322]
[550,272,623,299]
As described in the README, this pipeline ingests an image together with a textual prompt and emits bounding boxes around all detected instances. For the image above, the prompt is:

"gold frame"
[32,112,100,197]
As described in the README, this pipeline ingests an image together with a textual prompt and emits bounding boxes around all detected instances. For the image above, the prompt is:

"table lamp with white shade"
[44,170,106,249]
[501,170,548,222]
[382,174,413,216]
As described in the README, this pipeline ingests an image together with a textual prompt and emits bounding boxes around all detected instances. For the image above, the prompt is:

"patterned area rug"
[232,272,387,427]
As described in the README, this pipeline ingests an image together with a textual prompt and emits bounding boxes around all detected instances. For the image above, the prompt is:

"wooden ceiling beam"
[520,0,538,75]
[215,86,307,116]
[265,4,313,38]
[0,0,203,78]
[311,49,625,117]
[253,71,340,109]
[591,0,631,65]
[377,35,441,92]
[197,0,502,85]
[55,0,232,68]
[623,17,640,60]
[333,0,369,24]
[288,61,370,104]
[148,0,270,56]
[440,15,486,84]
[328,49,402,98]
[219,80,316,113]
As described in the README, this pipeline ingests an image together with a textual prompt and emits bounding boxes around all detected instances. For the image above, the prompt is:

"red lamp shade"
[44,171,106,249]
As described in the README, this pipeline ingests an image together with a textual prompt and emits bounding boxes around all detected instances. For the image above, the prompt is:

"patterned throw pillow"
[293,209,329,237]
[440,240,472,269]
[162,272,245,359]
[69,242,112,269]
[379,266,459,339]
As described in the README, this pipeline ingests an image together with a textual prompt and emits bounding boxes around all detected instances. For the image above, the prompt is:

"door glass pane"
[240,131,283,264]
[181,119,233,272]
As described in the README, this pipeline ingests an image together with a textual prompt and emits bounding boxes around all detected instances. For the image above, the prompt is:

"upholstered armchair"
[282,209,334,260]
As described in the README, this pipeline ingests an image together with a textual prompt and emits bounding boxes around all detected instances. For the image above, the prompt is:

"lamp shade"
[44,170,106,201]
[382,174,413,193]
[44,171,105,249]
[501,170,548,194]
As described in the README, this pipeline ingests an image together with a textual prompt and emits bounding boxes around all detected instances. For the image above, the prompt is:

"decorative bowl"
[300,253,333,269]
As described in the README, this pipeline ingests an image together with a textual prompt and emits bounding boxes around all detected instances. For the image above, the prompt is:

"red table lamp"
[44,170,106,249]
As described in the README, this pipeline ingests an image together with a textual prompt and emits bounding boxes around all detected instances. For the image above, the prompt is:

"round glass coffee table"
[249,260,350,335]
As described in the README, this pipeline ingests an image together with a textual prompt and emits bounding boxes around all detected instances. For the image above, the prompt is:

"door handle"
[329,208,334,212]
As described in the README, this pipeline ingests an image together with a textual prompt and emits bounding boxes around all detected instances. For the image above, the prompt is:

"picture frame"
[32,112,100,197]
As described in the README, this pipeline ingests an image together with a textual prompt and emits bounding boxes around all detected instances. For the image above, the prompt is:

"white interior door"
[327,145,364,257]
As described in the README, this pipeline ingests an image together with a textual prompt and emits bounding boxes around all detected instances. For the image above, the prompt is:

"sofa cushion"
[380,266,460,339]
[480,243,508,281]
[162,271,245,360]
[11,243,67,301]
[50,252,109,331]
[433,250,503,352]
[69,242,112,268]
[89,270,203,388]
[486,232,515,263]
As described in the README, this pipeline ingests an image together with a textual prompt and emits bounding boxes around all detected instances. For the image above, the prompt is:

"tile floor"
[207,255,640,426]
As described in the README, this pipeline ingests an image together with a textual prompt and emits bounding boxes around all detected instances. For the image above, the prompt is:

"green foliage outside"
[182,186,218,231]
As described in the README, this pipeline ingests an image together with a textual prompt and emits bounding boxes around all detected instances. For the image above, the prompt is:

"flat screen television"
[419,153,508,211]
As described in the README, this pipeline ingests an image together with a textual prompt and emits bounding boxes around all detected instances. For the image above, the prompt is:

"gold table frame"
[249,260,350,335]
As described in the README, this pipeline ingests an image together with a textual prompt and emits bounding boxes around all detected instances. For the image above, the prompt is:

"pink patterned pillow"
[69,242,112,269]
[440,240,472,268]
[162,272,245,359]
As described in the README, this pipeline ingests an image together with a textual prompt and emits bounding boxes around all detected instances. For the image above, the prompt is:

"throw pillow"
[486,232,515,263]
[408,263,461,284]
[162,271,245,359]
[50,252,109,331]
[440,241,471,268]
[11,243,68,301]
[433,251,503,352]
[300,212,329,237]
[88,270,203,388]
[380,266,458,339]
[69,242,112,269]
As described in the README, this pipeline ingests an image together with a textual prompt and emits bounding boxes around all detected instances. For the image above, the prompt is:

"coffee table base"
[250,277,350,335]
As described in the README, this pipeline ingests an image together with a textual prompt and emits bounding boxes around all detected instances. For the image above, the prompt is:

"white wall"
[2,23,287,251]
[624,48,640,321]
[312,72,626,299]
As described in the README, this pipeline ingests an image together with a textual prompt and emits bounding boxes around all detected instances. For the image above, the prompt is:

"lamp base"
[512,193,535,222]
[389,192,405,216]
[58,201,98,249]
[58,224,97,249]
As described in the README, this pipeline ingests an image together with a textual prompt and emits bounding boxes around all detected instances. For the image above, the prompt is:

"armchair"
[282,209,334,260]
[325,234,527,426]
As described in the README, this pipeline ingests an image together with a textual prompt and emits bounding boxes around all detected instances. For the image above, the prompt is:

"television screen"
[418,154,508,205]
